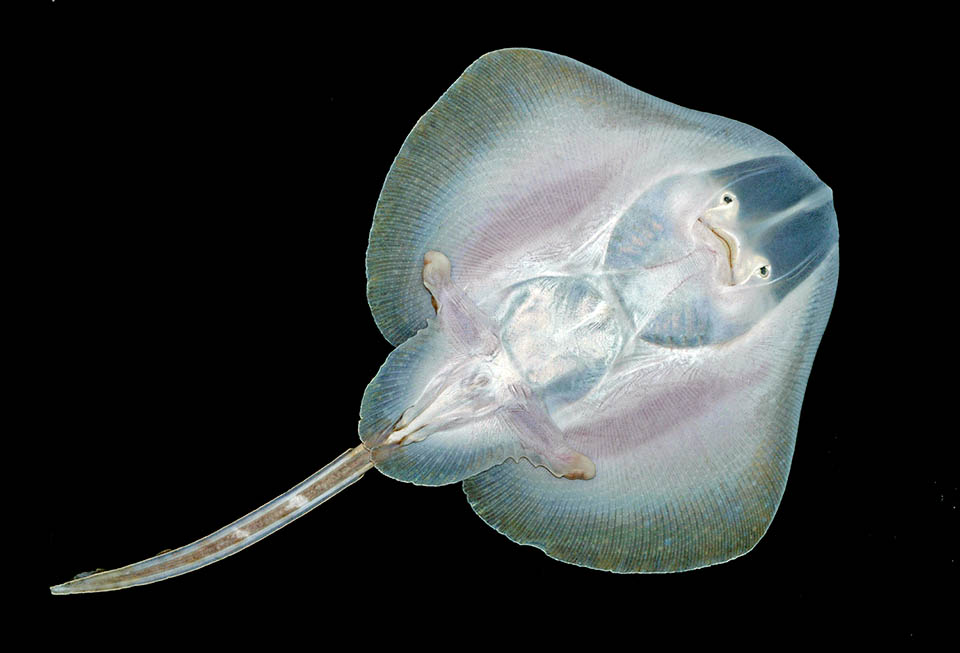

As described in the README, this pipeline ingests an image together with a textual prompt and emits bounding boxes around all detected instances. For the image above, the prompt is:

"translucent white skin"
[361,49,838,572]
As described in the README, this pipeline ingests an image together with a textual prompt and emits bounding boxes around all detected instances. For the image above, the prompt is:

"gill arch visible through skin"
[50,444,374,594]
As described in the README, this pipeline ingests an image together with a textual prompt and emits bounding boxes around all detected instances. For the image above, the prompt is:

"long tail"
[50,444,374,594]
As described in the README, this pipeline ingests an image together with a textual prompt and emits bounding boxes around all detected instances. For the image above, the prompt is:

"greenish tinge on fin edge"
[462,437,789,573]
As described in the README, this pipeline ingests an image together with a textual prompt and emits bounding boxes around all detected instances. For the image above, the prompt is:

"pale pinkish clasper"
[52,48,837,594]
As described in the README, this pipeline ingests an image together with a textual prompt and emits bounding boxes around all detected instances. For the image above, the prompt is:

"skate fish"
[51,48,838,593]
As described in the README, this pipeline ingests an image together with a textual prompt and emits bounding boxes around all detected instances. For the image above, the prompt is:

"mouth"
[697,217,739,285]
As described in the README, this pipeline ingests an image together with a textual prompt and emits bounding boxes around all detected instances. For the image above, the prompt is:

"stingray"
[50,48,838,593]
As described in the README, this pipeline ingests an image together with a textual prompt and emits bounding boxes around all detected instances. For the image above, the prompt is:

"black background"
[37,4,949,644]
